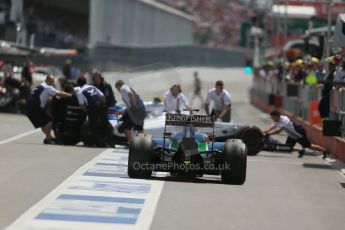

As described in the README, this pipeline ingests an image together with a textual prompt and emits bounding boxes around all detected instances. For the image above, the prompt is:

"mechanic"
[76,77,112,147]
[204,80,231,122]
[190,71,203,106]
[21,60,34,86]
[164,84,191,113]
[92,72,116,108]
[63,59,72,80]
[263,110,329,158]
[17,75,31,113]
[26,75,72,144]
[115,80,146,145]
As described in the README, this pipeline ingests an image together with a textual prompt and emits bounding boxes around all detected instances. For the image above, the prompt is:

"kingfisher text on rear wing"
[165,113,214,127]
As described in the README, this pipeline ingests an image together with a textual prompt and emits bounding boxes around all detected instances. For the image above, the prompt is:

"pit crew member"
[115,80,146,145]
[263,110,329,158]
[26,75,71,144]
[164,84,191,113]
[204,80,231,122]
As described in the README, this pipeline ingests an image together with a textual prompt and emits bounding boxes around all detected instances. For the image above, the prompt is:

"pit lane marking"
[6,148,166,230]
[0,129,40,145]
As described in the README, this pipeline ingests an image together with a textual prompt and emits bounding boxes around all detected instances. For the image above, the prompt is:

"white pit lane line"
[0,129,40,145]
[6,148,166,230]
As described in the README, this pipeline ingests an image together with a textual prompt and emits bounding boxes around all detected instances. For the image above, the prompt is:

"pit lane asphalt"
[0,115,105,229]
[1,68,345,230]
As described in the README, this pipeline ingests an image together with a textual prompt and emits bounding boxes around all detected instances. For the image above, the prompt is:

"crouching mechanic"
[26,74,72,144]
[76,77,113,147]
[263,110,329,158]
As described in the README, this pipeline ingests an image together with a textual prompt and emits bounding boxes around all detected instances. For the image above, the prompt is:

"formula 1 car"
[261,134,293,152]
[52,95,126,147]
[127,111,247,185]
[51,96,86,145]
[0,86,15,111]
[113,101,263,155]
[0,76,20,112]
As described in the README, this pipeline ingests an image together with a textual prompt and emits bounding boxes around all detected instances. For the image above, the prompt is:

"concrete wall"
[89,0,194,47]
[89,45,253,70]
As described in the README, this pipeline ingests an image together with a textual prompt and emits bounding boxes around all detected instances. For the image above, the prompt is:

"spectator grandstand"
[156,0,248,47]
[24,0,88,48]
[1,0,251,49]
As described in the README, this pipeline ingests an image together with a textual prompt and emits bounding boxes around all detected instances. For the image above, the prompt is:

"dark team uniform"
[77,85,112,146]
[94,80,116,108]
[26,82,58,128]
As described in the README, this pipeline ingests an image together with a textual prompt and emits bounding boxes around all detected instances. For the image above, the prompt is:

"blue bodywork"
[152,125,226,153]
[150,114,227,163]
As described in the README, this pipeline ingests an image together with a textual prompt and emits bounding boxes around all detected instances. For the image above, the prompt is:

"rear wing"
[165,113,214,127]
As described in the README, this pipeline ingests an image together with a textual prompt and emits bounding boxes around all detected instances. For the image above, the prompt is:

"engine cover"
[180,137,198,161]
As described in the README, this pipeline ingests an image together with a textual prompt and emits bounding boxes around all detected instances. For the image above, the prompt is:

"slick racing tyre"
[81,120,94,147]
[239,127,263,156]
[128,133,153,179]
[53,122,80,145]
[221,139,247,185]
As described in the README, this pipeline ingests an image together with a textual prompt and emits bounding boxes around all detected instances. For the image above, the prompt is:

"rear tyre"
[240,127,263,156]
[221,139,247,185]
[81,120,106,147]
[128,133,153,179]
[81,120,93,146]
[53,123,80,145]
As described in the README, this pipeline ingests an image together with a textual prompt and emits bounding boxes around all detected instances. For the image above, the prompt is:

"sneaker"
[322,151,329,159]
[43,138,57,145]
[298,149,305,158]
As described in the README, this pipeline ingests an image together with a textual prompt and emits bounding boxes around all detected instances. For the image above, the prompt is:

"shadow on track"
[255,154,292,159]
[303,163,333,170]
